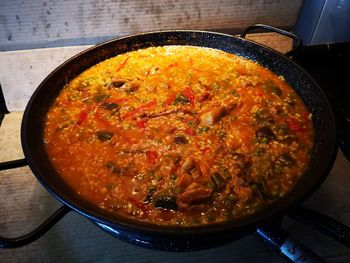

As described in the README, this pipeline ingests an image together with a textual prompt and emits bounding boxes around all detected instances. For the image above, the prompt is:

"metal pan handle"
[0,206,71,248]
[0,159,71,248]
[288,206,350,249]
[240,24,303,57]
[0,159,28,170]
[256,224,325,263]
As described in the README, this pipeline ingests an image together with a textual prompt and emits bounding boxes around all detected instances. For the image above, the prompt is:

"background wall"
[0,0,303,51]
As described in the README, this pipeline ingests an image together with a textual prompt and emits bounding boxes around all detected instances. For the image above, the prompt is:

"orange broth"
[44,46,313,225]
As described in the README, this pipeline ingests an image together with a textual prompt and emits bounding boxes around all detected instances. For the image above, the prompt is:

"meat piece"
[111,78,128,88]
[176,172,192,189]
[235,186,253,204]
[197,159,210,178]
[124,81,139,92]
[181,157,196,173]
[110,78,139,92]
[199,106,226,126]
[177,183,212,205]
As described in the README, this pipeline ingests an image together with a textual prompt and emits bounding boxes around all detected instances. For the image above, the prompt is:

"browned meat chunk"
[181,157,196,173]
[176,172,192,189]
[199,106,226,126]
[178,183,212,205]
[111,78,128,87]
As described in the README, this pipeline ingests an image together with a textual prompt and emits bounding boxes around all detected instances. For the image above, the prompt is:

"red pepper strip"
[115,56,130,72]
[76,110,88,126]
[122,100,157,119]
[184,127,196,135]
[201,147,211,153]
[164,94,176,106]
[164,62,178,71]
[182,86,195,105]
[286,118,303,132]
[127,197,149,215]
[146,150,158,166]
[136,119,147,129]
[94,110,114,130]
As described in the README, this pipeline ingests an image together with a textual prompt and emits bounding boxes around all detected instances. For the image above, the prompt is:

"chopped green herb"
[196,126,210,134]
[174,94,190,105]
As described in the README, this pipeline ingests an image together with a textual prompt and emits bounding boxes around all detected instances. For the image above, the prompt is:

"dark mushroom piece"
[106,162,120,174]
[153,195,178,210]
[96,131,114,141]
[103,102,120,111]
[210,172,226,191]
[174,134,188,145]
[278,153,295,166]
[143,185,157,204]
[256,126,276,143]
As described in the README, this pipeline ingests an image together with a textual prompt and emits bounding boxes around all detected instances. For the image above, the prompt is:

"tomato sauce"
[44,46,313,225]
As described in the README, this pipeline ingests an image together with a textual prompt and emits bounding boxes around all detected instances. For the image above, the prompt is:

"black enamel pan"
[0,25,346,257]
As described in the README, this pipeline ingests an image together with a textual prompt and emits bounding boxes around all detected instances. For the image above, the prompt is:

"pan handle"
[0,158,28,170]
[256,224,325,263]
[288,206,350,249]
[0,158,72,248]
[0,205,71,248]
[240,24,302,57]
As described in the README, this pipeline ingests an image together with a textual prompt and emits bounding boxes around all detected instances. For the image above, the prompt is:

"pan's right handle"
[288,206,350,249]
[240,24,303,57]
[0,158,72,248]
[256,224,325,262]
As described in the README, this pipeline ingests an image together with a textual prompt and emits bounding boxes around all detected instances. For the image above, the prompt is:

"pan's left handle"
[0,206,71,248]
[0,158,28,170]
[240,23,303,57]
[0,159,72,248]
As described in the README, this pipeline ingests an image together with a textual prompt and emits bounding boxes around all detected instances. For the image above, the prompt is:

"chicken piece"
[197,159,211,178]
[176,172,192,189]
[177,183,212,205]
[110,77,139,92]
[124,81,140,92]
[111,77,128,88]
[181,157,196,173]
[199,106,226,126]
